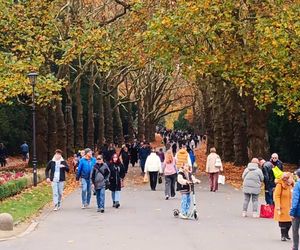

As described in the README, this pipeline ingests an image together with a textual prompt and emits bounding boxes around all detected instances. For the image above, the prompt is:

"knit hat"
[84,148,92,154]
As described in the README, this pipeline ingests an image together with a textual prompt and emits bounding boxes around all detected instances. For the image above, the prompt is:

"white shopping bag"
[218,175,225,185]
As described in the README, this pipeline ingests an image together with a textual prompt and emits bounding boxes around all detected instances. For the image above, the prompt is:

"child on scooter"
[177,163,200,219]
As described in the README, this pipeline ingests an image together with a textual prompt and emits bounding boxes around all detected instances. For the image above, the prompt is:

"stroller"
[173,182,198,220]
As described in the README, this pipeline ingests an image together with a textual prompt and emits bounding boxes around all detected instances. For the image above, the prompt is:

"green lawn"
[0,183,52,224]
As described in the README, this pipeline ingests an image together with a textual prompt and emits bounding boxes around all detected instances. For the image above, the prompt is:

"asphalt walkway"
[0,172,292,250]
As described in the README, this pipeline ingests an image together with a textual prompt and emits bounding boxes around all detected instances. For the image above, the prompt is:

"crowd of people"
[41,128,300,250]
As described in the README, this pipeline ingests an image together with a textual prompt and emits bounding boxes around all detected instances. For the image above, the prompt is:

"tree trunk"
[36,106,48,164]
[97,77,105,147]
[137,99,145,142]
[232,91,248,165]
[75,77,84,149]
[47,103,57,160]
[104,88,113,144]
[112,88,124,147]
[126,102,135,143]
[222,85,234,162]
[65,76,74,157]
[211,79,224,157]
[245,95,270,160]
[86,68,95,149]
[55,99,67,156]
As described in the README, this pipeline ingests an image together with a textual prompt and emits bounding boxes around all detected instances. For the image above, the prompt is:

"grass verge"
[0,182,52,224]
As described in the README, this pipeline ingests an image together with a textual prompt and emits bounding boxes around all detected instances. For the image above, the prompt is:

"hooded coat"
[274,179,292,222]
[242,163,264,194]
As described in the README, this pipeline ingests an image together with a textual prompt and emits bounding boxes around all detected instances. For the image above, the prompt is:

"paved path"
[0,174,292,250]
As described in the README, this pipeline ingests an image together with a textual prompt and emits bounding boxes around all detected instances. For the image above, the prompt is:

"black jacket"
[45,160,69,181]
[262,161,276,189]
[176,171,191,192]
[108,163,125,191]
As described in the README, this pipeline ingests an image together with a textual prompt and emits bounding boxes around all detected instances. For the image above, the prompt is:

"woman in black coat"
[109,153,125,208]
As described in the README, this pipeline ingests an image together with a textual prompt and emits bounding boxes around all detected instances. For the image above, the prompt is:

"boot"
[115,201,120,208]
[281,228,287,241]
[112,201,116,207]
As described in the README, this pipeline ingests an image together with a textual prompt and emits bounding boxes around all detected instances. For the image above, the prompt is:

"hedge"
[0,170,46,200]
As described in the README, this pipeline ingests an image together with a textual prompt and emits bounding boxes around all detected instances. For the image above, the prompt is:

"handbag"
[218,175,225,185]
[215,157,222,168]
[158,175,162,184]
[143,173,149,183]
[260,204,275,219]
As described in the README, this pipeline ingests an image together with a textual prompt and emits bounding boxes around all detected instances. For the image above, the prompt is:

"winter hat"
[84,148,92,155]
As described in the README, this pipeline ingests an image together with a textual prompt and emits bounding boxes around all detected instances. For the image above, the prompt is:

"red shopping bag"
[259,204,275,218]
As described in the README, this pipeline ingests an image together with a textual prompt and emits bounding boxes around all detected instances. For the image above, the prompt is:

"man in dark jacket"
[139,142,150,174]
[270,153,284,171]
[259,157,275,205]
[45,149,69,211]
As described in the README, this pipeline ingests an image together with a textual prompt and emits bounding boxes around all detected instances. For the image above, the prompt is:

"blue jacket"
[76,157,96,180]
[290,180,300,217]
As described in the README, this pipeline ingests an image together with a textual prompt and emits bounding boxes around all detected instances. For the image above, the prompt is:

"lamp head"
[27,72,38,86]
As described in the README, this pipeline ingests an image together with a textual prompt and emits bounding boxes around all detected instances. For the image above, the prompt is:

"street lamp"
[28,72,38,187]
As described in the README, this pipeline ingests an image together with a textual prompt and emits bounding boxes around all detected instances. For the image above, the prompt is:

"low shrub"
[0,178,28,200]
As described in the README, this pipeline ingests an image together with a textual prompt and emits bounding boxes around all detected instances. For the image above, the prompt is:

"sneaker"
[53,205,58,211]
[253,212,259,218]
[100,209,105,213]
[57,205,61,210]
[242,211,247,217]
[281,237,287,241]
[112,202,116,208]
[115,202,120,208]
[97,208,101,212]
[81,205,86,209]
[179,213,188,219]
[165,196,169,200]
[85,204,90,209]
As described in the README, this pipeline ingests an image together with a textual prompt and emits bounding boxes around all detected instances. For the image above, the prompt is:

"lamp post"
[28,72,38,187]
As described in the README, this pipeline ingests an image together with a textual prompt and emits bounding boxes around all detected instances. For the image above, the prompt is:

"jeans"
[181,193,191,215]
[140,159,146,172]
[111,191,121,202]
[293,217,300,250]
[51,181,64,206]
[81,178,91,206]
[209,172,219,191]
[265,187,274,205]
[96,187,106,209]
[149,171,158,191]
[243,193,259,212]
[165,174,177,197]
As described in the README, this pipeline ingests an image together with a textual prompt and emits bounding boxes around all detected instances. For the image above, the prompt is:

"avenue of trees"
[0,0,299,164]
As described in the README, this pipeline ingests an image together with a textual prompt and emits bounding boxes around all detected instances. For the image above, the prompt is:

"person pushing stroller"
[177,163,200,219]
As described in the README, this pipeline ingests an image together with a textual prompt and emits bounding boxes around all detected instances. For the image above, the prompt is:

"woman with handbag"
[163,150,177,200]
[144,148,163,191]
[274,172,294,241]
[108,154,126,208]
[91,155,110,213]
[206,147,223,192]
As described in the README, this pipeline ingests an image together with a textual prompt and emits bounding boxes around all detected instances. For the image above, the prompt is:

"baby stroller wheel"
[194,211,198,220]
[173,209,179,217]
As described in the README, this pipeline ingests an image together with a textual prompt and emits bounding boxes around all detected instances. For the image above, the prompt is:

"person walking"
[76,148,96,209]
[175,145,191,169]
[108,153,126,208]
[144,148,163,191]
[242,158,264,218]
[274,172,294,241]
[91,155,110,213]
[119,146,130,174]
[45,149,69,211]
[177,163,200,219]
[0,143,7,167]
[129,140,139,167]
[139,142,150,175]
[20,141,29,162]
[163,150,177,199]
[290,169,300,250]
[205,147,223,192]
[258,157,276,205]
